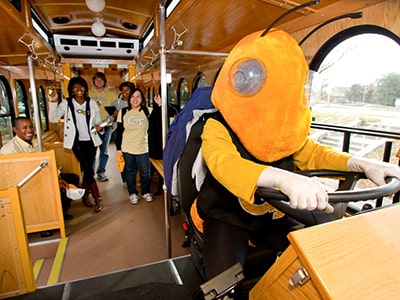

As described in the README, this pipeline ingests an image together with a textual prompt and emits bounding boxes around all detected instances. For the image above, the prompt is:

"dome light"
[85,0,105,13]
[91,21,106,37]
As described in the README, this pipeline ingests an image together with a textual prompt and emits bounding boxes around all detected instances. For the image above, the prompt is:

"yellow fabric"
[116,152,125,172]
[212,29,310,162]
[201,118,266,204]
[190,199,204,232]
[294,137,351,171]
[191,118,354,227]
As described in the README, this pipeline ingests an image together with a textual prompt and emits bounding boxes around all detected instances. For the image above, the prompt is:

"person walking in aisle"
[89,72,117,182]
[115,88,161,204]
[49,77,104,213]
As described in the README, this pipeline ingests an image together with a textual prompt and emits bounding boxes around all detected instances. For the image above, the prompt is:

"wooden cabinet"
[0,186,35,299]
[250,205,400,299]
[0,151,66,237]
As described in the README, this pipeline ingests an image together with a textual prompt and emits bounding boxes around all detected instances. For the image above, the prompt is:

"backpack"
[163,87,217,197]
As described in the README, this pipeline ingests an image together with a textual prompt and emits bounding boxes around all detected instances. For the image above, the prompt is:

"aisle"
[27,142,190,287]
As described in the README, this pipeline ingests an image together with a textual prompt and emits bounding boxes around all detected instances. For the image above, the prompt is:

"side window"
[309,25,400,161]
[16,80,29,118]
[167,83,175,106]
[0,75,15,145]
[177,77,190,109]
[192,72,208,93]
[38,86,49,131]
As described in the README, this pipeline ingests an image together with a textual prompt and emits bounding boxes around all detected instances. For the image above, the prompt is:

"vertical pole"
[27,53,43,151]
[159,0,171,258]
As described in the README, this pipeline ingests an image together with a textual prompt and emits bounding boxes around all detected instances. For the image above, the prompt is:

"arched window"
[157,83,175,107]
[192,72,208,93]
[167,83,175,106]
[0,75,15,145]
[38,86,49,131]
[309,25,400,134]
[309,25,400,164]
[16,80,29,118]
[177,78,190,109]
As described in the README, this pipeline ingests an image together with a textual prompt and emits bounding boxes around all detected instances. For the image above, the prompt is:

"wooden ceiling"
[0,0,386,77]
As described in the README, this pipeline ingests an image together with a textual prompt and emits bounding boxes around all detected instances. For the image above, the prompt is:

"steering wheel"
[256,170,400,227]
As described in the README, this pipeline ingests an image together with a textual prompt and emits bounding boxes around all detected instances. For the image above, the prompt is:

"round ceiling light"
[85,0,105,13]
[91,21,106,37]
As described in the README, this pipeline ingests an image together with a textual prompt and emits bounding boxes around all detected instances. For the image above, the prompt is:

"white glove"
[257,167,333,213]
[348,156,400,186]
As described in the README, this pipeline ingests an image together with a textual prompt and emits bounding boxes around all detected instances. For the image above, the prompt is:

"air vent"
[54,34,139,59]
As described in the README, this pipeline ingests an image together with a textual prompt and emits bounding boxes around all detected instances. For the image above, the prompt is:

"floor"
[12,142,197,298]
[10,256,204,300]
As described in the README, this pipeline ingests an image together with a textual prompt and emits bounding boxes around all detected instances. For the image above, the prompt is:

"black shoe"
[40,231,53,238]
[64,213,73,220]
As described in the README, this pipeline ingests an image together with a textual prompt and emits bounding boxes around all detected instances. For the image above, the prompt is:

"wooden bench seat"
[42,130,81,180]
[42,130,62,143]
[150,158,164,178]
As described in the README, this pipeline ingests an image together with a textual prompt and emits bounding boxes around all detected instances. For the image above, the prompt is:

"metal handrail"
[310,122,400,204]
[311,122,400,140]
[17,160,48,188]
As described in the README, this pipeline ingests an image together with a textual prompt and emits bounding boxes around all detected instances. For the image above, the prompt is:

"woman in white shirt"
[49,77,104,213]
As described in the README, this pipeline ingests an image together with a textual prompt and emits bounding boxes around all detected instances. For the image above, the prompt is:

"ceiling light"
[85,0,105,13]
[91,21,106,37]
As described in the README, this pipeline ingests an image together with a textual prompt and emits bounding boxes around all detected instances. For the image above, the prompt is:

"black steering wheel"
[256,170,400,226]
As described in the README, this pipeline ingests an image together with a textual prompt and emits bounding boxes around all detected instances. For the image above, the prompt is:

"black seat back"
[177,114,212,216]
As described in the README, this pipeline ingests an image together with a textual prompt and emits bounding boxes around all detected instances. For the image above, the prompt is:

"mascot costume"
[163,5,400,292]
[179,26,400,283]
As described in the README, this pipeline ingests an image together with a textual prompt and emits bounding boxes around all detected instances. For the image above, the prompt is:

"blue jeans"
[96,126,112,175]
[123,152,151,196]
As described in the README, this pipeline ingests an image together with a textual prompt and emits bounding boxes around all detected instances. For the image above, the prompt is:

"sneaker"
[97,172,109,182]
[129,194,139,205]
[143,193,154,202]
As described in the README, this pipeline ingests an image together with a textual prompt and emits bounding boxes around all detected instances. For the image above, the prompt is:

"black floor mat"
[83,282,191,300]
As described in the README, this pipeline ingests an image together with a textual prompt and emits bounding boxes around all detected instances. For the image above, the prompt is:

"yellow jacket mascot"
[188,27,400,285]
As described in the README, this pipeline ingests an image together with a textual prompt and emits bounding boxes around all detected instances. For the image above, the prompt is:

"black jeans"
[73,140,97,184]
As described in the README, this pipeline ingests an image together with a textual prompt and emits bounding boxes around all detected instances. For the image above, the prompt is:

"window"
[167,83,175,106]
[309,26,400,154]
[310,25,400,136]
[38,86,49,131]
[0,76,15,145]
[192,72,208,93]
[16,80,29,117]
[177,78,190,109]
[309,25,400,210]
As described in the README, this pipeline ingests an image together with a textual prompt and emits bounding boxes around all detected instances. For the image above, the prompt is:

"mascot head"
[212,28,314,162]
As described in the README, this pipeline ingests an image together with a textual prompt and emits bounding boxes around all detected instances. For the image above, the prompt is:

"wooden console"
[250,205,400,299]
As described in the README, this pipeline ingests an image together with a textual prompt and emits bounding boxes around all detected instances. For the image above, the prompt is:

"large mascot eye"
[229,58,266,96]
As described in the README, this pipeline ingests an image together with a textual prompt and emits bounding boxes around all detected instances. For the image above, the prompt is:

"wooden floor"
[27,142,190,287]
